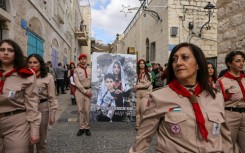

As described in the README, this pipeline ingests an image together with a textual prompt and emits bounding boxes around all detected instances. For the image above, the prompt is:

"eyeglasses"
[0,48,14,53]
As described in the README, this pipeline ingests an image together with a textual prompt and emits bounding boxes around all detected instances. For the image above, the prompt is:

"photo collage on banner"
[91,52,136,122]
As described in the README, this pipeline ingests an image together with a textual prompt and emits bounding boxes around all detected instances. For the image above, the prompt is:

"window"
[150,42,156,61]
[0,0,6,10]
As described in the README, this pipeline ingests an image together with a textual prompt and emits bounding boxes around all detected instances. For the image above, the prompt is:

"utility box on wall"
[170,27,178,37]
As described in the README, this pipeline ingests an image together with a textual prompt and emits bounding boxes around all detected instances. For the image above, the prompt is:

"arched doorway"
[146,38,150,61]
[51,38,59,68]
[27,17,44,57]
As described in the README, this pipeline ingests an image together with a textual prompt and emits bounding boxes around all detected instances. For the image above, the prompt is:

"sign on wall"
[91,52,136,122]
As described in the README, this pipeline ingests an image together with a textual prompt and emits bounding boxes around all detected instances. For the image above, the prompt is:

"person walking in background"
[152,62,159,89]
[0,39,41,152]
[146,63,155,86]
[64,64,70,90]
[134,59,152,132]
[74,54,92,136]
[129,42,232,153]
[216,51,245,152]
[27,54,58,153]
[55,63,66,95]
[154,66,164,88]
[46,61,56,84]
[207,62,217,88]
[68,62,76,105]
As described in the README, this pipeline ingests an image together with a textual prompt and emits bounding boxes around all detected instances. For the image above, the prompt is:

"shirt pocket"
[38,83,47,95]
[227,88,241,101]
[5,86,23,99]
[206,112,225,137]
[164,112,188,138]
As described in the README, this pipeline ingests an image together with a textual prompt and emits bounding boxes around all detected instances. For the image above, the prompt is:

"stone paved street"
[47,93,156,153]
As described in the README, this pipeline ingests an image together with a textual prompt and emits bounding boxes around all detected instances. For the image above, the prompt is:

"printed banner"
[91,52,136,122]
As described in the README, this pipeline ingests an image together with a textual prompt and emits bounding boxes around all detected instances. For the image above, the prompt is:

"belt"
[40,99,48,103]
[84,87,91,89]
[225,107,245,113]
[0,110,26,119]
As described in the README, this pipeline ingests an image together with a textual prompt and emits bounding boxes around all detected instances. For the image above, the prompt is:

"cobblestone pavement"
[47,93,156,153]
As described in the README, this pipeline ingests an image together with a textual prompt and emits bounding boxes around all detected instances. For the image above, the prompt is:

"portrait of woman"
[92,53,136,122]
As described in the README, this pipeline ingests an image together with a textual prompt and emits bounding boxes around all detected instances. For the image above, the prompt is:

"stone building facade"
[114,0,217,66]
[81,5,91,63]
[0,0,91,67]
[217,0,245,72]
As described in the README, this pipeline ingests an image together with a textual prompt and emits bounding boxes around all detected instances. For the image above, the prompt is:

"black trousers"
[56,79,65,94]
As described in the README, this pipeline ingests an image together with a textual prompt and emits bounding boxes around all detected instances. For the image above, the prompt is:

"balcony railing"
[74,24,88,46]
[0,0,6,10]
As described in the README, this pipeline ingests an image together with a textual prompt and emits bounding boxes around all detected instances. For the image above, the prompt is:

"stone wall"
[217,0,245,72]
[115,0,218,65]
[0,0,88,65]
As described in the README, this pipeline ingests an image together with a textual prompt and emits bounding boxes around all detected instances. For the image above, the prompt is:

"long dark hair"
[113,61,122,80]
[69,62,76,77]
[0,39,26,71]
[167,42,216,98]
[27,54,48,78]
[207,62,217,83]
[137,59,151,81]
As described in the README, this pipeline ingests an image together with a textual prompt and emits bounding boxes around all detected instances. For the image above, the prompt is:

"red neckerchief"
[78,64,87,78]
[17,68,36,78]
[36,72,41,78]
[0,68,17,94]
[114,80,122,90]
[169,79,208,142]
[224,72,245,101]
[139,70,145,80]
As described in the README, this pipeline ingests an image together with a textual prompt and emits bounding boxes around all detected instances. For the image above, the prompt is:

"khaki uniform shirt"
[74,66,92,94]
[0,72,41,137]
[136,72,152,93]
[37,73,58,117]
[217,76,245,108]
[130,85,232,153]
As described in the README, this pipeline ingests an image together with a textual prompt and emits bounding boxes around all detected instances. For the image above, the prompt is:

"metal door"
[27,31,44,57]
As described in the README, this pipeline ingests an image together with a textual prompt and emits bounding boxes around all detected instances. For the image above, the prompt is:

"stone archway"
[28,17,43,37]
[51,38,59,68]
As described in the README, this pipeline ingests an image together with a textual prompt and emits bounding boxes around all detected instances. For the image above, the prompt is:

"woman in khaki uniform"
[207,62,217,88]
[216,51,245,152]
[0,39,41,153]
[27,54,58,153]
[129,42,232,153]
[134,59,152,131]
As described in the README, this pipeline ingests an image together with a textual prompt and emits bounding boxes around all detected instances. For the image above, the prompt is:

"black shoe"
[61,92,67,94]
[77,129,84,136]
[72,99,76,105]
[85,129,91,136]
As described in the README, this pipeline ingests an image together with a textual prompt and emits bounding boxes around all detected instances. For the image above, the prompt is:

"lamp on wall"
[199,2,215,37]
